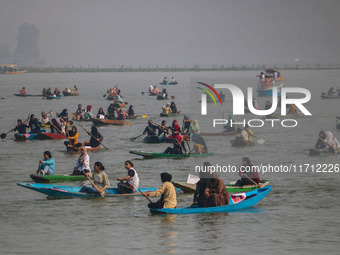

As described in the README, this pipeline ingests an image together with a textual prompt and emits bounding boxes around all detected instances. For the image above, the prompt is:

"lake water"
[0,70,339,254]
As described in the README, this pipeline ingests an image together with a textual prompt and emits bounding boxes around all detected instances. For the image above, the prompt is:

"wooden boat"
[150,186,272,214]
[308,148,337,156]
[66,145,101,152]
[63,91,79,96]
[14,129,46,141]
[129,150,214,159]
[320,94,340,99]
[157,94,168,100]
[160,81,178,85]
[159,111,181,117]
[30,174,86,183]
[17,183,181,198]
[45,95,61,99]
[37,133,67,140]
[91,118,126,126]
[143,135,174,144]
[231,137,255,147]
[200,130,237,136]
[172,180,270,193]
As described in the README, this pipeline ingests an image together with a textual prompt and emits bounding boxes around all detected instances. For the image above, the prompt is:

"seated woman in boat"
[143,120,159,136]
[189,119,200,137]
[126,105,137,118]
[193,162,212,207]
[182,115,192,134]
[72,147,91,175]
[84,105,94,119]
[235,157,260,186]
[19,87,28,95]
[42,88,47,96]
[116,160,139,194]
[11,119,28,134]
[64,126,80,148]
[170,102,178,114]
[106,103,117,119]
[143,172,177,209]
[315,131,340,153]
[82,126,103,148]
[57,109,69,123]
[234,125,254,146]
[191,135,208,154]
[46,87,53,96]
[96,107,106,119]
[161,88,168,97]
[75,104,85,120]
[171,77,176,83]
[163,134,186,154]
[148,85,154,93]
[153,86,159,94]
[79,162,110,195]
[54,87,61,97]
[28,114,41,133]
[116,108,126,120]
[64,86,71,93]
[167,120,180,139]
[38,111,53,125]
[37,151,56,175]
[163,76,168,83]
[158,120,170,137]
[203,172,229,207]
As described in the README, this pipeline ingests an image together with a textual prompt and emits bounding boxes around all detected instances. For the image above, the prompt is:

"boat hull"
[160,82,177,85]
[63,91,79,96]
[30,174,86,183]
[129,150,214,159]
[66,145,101,152]
[37,133,67,140]
[91,118,126,126]
[14,129,46,140]
[159,111,181,117]
[150,186,272,214]
[143,136,174,144]
[45,95,61,99]
[17,183,181,198]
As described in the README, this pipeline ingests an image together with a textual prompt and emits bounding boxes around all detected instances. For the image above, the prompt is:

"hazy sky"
[1,0,339,67]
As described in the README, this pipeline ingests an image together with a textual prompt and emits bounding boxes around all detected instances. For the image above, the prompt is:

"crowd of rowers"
[36,147,261,208]
[142,115,208,154]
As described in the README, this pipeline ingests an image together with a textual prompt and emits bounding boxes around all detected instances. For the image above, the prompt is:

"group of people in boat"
[161,102,179,114]
[140,115,208,155]
[42,87,62,97]
[162,76,176,84]
[149,85,168,98]
[324,87,340,96]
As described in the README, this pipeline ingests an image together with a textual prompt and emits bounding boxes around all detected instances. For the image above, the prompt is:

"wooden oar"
[252,135,265,144]
[244,175,261,188]
[130,134,145,141]
[139,189,152,203]
[50,121,64,135]
[176,138,189,156]
[84,172,104,198]
[78,124,110,150]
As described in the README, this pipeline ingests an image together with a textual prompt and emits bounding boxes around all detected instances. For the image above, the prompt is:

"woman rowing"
[37,151,56,175]
[50,118,64,134]
[168,120,181,139]
[82,126,103,148]
[143,120,159,137]
[64,126,80,148]
[11,119,28,134]
[163,134,186,154]
[158,120,170,138]
[315,131,340,153]
[235,157,260,186]
[79,162,110,195]
[116,160,139,194]
[170,102,178,113]
[193,162,212,207]
[203,172,229,207]
[72,147,91,175]
[38,111,53,125]
[142,172,177,209]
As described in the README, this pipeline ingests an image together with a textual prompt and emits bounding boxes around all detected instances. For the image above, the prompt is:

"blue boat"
[150,186,272,214]
[17,182,182,198]
[14,129,46,140]
[257,83,283,96]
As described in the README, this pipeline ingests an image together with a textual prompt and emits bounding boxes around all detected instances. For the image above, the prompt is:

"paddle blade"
[1,133,6,139]
[257,138,265,144]
[141,115,148,118]
[125,121,131,125]
[141,92,145,94]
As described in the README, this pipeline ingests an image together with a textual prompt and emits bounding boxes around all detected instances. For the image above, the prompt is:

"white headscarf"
[325,131,340,150]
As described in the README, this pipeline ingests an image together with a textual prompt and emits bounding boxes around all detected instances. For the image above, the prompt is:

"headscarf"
[190,120,200,133]
[91,126,99,137]
[160,172,172,182]
[87,105,92,112]
[325,131,340,149]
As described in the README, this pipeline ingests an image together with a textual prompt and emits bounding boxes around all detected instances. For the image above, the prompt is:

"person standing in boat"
[143,172,177,209]
[203,171,229,207]
[79,162,110,195]
[19,87,28,95]
[116,160,139,194]
[11,119,28,134]
[82,126,103,148]
[28,114,41,133]
[235,157,260,186]
[72,147,91,175]
[143,120,159,137]
[37,151,56,175]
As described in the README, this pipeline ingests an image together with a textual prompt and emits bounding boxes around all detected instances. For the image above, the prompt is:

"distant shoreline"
[12,65,340,73]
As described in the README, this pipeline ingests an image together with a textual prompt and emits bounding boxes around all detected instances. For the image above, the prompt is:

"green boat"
[129,150,214,159]
[172,180,270,193]
[30,174,86,183]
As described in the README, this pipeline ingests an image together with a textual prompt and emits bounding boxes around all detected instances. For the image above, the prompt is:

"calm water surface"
[0,70,339,254]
